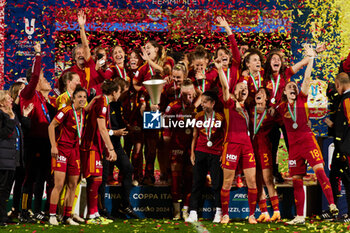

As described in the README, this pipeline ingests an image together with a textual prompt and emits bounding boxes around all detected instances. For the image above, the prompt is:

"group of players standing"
[0,11,345,226]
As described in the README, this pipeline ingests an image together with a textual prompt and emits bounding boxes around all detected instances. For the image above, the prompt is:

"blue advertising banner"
[104,186,295,219]
[4,3,55,89]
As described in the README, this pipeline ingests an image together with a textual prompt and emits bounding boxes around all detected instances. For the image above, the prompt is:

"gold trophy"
[142,79,166,105]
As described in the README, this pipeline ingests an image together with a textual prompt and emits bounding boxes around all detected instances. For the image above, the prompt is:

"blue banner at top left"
[4,4,55,89]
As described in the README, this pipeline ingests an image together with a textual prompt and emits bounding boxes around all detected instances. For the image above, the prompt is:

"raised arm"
[78,10,91,61]
[140,47,164,73]
[291,43,323,74]
[301,44,315,95]
[20,43,42,100]
[216,16,240,67]
[216,16,232,36]
[215,59,230,102]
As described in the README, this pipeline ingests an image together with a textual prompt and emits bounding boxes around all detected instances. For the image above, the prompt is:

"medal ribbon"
[66,90,71,100]
[104,95,112,129]
[250,72,261,91]
[174,82,181,99]
[204,111,215,142]
[149,64,154,76]
[270,74,281,100]
[287,101,297,123]
[241,108,250,130]
[223,68,230,84]
[72,104,83,140]
[116,65,127,80]
[253,107,267,135]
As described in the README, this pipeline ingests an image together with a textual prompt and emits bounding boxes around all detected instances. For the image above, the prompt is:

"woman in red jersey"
[158,62,189,185]
[133,40,174,92]
[263,45,326,183]
[249,87,281,222]
[187,46,217,94]
[133,41,174,185]
[214,17,242,96]
[97,45,130,83]
[185,90,224,224]
[80,80,120,224]
[276,44,338,224]
[215,59,258,224]
[239,48,265,107]
[48,86,87,225]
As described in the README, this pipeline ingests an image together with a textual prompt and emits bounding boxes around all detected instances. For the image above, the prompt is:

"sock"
[22,193,28,210]
[171,171,180,202]
[215,207,222,215]
[87,177,102,217]
[258,199,268,214]
[270,196,280,212]
[315,168,335,205]
[49,203,57,215]
[64,206,72,217]
[184,193,191,207]
[72,182,81,212]
[248,188,258,216]
[293,178,305,216]
[220,188,230,216]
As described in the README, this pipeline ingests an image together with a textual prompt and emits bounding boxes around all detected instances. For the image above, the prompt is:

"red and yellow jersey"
[188,68,218,93]
[80,96,109,152]
[134,57,175,86]
[265,66,295,108]
[55,106,84,147]
[163,99,197,149]
[59,57,104,95]
[223,98,251,145]
[194,111,224,155]
[239,69,264,107]
[276,91,313,145]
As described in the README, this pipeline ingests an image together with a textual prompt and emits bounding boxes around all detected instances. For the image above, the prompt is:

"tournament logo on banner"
[308,79,328,119]
[4,3,55,89]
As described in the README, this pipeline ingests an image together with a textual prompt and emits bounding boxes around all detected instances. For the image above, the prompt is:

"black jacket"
[334,91,350,155]
[12,103,31,167]
[109,101,126,149]
[0,109,17,170]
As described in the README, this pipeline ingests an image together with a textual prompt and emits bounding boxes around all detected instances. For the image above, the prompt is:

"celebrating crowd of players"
[1,11,350,226]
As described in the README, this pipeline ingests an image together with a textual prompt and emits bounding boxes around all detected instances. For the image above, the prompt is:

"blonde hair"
[0,90,9,104]
[173,62,188,78]
[9,82,23,100]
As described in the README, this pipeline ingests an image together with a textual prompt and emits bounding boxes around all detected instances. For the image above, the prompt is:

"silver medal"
[207,141,213,147]
[293,123,298,129]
